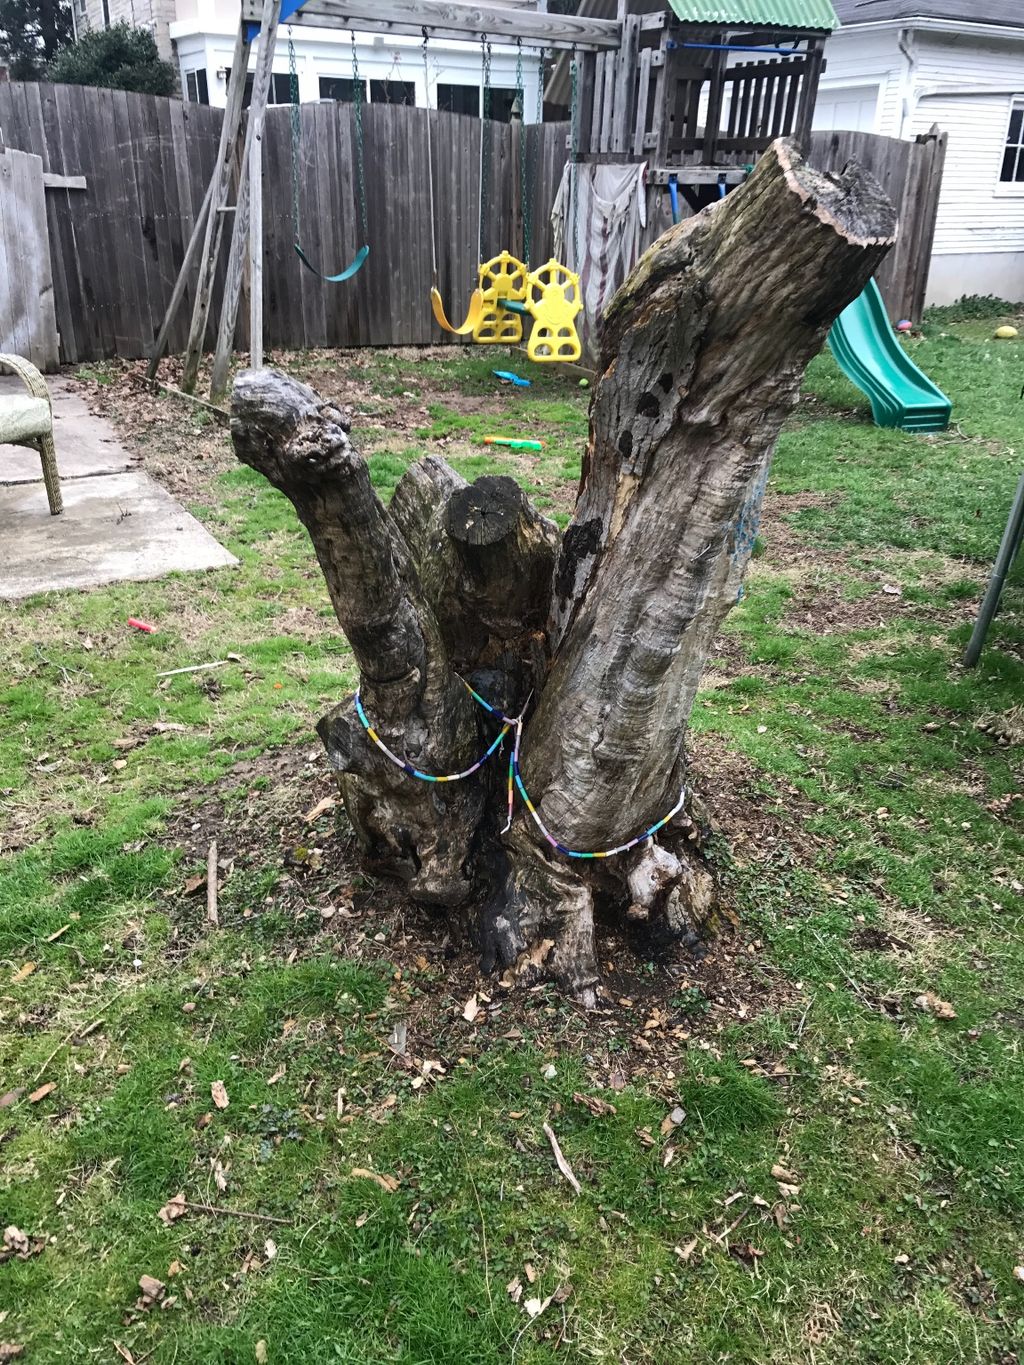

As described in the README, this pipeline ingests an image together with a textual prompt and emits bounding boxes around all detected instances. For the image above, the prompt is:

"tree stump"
[231,139,897,1002]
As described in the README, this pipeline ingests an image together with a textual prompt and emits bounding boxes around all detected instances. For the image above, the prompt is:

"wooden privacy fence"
[0,81,224,364]
[0,82,946,360]
[808,127,947,325]
[0,81,568,363]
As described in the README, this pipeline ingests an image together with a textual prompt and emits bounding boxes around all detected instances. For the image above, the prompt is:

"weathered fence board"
[808,127,947,325]
[0,145,59,370]
[0,82,225,363]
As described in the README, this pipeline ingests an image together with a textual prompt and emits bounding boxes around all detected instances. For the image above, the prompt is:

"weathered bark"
[231,375,482,905]
[230,139,897,1001]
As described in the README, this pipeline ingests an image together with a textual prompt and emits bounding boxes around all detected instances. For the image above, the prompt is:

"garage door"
[812,85,880,134]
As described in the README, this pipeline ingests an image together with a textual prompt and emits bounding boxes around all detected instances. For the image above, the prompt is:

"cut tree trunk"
[230,138,897,1002]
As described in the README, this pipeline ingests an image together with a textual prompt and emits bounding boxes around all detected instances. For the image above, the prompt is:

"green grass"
[2,331,1024,1362]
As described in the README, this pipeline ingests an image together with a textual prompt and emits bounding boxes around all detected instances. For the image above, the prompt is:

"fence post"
[249,111,265,370]
[210,0,281,401]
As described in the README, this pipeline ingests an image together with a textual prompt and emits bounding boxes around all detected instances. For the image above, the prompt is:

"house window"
[225,70,293,108]
[185,69,209,105]
[371,79,415,106]
[438,83,479,116]
[319,76,366,102]
[1000,99,1024,184]
[488,87,519,123]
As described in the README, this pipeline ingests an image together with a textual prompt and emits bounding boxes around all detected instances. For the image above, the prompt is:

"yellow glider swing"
[423,32,582,361]
[422,33,484,336]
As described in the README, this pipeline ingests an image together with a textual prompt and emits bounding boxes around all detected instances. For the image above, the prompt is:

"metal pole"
[964,471,1024,667]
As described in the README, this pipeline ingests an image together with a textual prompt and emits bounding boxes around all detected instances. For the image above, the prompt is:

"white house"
[73,0,543,122]
[812,0,1024,304]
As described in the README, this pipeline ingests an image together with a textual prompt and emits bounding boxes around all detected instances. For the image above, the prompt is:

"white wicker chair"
[0,354,63,515]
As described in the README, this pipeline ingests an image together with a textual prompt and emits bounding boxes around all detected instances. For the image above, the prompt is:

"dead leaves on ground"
[157,1192,188,1227]
[660,1106,686,1136]
[210,1080,229,1110]
[302,794,336,823]
[572,1092,616,1118]
[507,1276,573,1320]
[914,991,957,1020]
[499,937,555,988]
[136,1273,177,1312]
[1,1227,45,1263]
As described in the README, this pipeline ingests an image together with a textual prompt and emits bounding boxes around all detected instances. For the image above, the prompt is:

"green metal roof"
[666,0,838,30]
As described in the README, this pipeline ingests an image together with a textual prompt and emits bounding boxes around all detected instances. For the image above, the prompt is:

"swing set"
[423,31,582,363]
[150,0,619,401]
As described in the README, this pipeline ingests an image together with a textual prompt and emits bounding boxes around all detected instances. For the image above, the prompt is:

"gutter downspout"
[897,26,918,140]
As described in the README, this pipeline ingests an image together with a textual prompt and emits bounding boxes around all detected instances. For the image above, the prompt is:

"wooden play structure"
[562,0,836,213]
[149,0,839,398]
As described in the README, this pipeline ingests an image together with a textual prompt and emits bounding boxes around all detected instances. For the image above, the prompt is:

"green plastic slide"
[827,278,951,433]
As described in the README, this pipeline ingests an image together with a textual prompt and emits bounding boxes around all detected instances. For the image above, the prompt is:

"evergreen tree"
[0,0,72,80]
[46,21,177,96]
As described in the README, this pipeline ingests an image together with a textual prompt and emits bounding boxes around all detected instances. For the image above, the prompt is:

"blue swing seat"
[294,242,369,283]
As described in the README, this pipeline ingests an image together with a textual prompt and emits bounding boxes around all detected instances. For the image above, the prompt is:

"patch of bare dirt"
[156,736,800,1092]
[687,730,823,865]
[65,359,233,502]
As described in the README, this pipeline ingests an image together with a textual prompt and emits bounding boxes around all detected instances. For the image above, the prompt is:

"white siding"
[812,25,905,136]
[816,19,1024,296]
[910,30,1024,258]
[174,28,543,121]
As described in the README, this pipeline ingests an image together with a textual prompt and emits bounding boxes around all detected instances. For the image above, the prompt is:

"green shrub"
[46,21,177,95]
[924,294,1017,323]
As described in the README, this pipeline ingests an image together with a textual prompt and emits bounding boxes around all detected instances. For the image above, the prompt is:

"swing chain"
[479,38,492,264]
[351,30,368,240]
[288,32,302,244]
[569,44,580,271]
[422,28,438,282]
[516,38,531,268]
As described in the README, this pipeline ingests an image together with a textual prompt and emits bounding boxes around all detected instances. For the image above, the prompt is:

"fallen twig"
[712,1203,752,1244]
[153,380,230,422]
[543,1122,582,1197]
[206,841,219,927]
[182,1200,291,1226]
[156,660,231,679]
[31,989,128,1083]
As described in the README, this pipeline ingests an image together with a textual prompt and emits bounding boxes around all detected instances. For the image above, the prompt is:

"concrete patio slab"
[0,375,136,483]
[0,471,238,599]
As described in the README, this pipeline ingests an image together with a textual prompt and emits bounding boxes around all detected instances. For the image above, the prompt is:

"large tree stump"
[231,139,897,1002]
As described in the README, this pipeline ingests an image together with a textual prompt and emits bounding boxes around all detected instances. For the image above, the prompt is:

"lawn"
[1,312,1022,1364]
